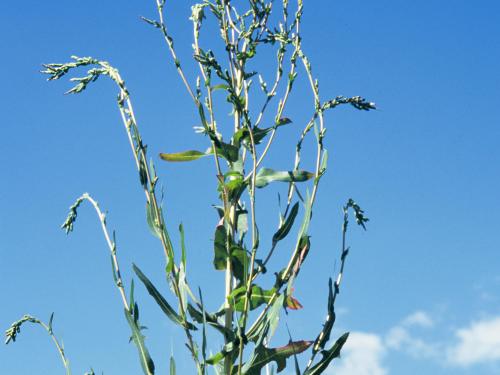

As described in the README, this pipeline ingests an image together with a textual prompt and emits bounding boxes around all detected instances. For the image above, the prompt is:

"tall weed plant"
[6,1,375,374]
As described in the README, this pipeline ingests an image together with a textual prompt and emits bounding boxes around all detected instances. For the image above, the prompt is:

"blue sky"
[1,1,499,374]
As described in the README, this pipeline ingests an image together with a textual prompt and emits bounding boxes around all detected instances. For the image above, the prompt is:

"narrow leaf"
[303,333,349,375]
[312,279,335,354]
[159,150,207,162]
[272,202,299,246]
[133,264,196,330]
[145,202,162,239]
[124,309,155,375]
[170,355,176,375]
[242,340,312,374]
[255,168,314,189]
[179,223,187,269]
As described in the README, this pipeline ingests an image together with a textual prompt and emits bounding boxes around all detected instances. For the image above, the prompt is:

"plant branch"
[5,314,71,375]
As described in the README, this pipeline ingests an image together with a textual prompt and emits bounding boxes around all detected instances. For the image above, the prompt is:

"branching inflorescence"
[6,1,375,374]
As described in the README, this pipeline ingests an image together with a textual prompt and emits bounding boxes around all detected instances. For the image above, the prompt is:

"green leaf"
[311,279,335,354]
[179,223,187,269]
[297,192,313,241]
[129,279,136,312]
[213,225,227,270]
[242,340,312,374]
[236,209,248,239]
[48,313,54,334]
[213,142,239,163]
[206,351,225,366]
[141,16,161,29]
[124,309,155,375]
[219,171,246,202]
[212,84,230,91]
[187,303,233,338]
[206,341,236,365]
[133,264,196,330]
[170,355,176,375]
[303,333,349,375]
[272,202,299,246]
[228,285,276,312]
[233,127,273,148]
[146,202,162,239]
[320,149,328,174]
[255,168,314,188]
[159,150,207,162]
[276,117,292,126]
[230,246,249,283]
[145,204,174,272]
[198,288,208,365]
[247,293,285,343]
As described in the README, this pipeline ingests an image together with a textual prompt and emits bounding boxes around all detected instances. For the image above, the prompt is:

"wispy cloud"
[402,311,434,328]
[385,310,439,359]
[446,316,500,366]
[332,332,387,375]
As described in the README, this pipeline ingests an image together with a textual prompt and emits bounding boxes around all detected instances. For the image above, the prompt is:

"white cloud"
[332,332,387,375]
[321,312,500,374]
[402,311,434,328]
[385,326,410,349]
[385,310,438,359]
[447,316,500,366]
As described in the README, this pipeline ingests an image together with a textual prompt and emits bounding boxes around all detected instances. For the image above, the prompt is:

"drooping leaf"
[159,150,207,162]
[255,168,314,188]
[230,246,249,283]
[311,279,335,354]
[272,202,299,246]
[303,333,349,375]
[242,340,312,374]
[213,225,227,270]
[133,264,196,330]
